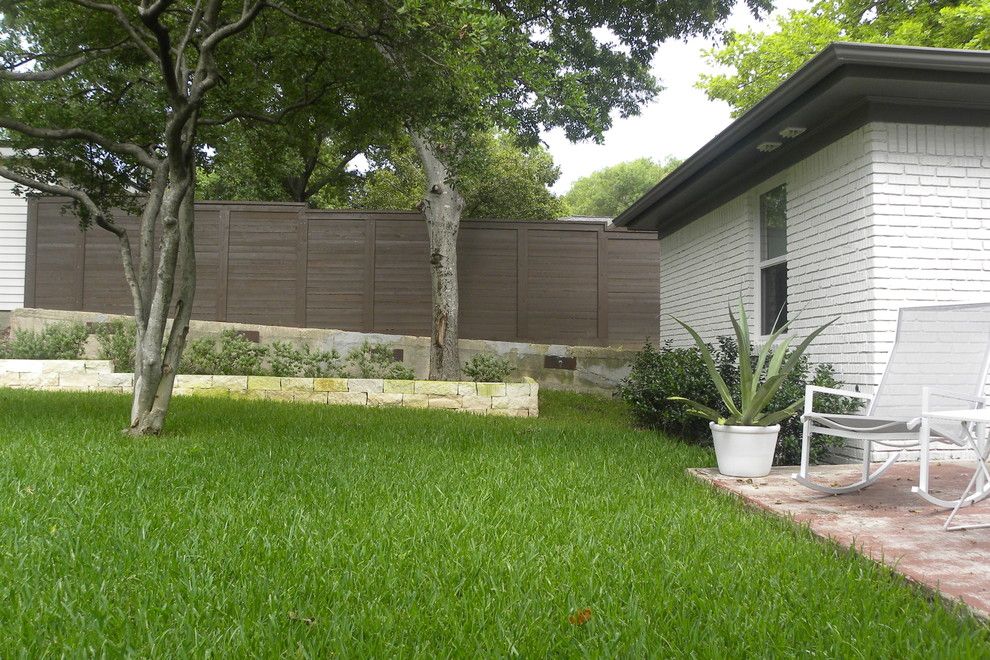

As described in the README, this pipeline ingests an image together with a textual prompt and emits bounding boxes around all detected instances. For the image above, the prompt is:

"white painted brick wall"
[660,125,880,389]
[0,176,27,311]
[658,121,990,463]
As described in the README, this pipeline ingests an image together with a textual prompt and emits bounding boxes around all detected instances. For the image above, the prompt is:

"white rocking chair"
[793,302,990,506]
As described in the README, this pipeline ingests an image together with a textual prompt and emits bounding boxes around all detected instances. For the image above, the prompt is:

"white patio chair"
[793,302,990,504]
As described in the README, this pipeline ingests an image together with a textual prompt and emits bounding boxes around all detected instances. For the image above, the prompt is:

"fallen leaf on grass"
[288,611,316,626]
[568,608,592,626]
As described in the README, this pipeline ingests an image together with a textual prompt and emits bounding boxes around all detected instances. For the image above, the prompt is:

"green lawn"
[0,389,987,656]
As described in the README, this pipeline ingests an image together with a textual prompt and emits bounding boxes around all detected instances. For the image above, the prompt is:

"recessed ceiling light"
[779,127,806,139]
[757,142,782,153]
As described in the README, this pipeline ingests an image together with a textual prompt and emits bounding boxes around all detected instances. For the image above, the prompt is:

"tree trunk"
[128,163,197,435]
[410,131,464,381]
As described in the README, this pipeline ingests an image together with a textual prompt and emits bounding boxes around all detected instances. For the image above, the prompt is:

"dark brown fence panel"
[225,205,301,326]
[525,227,600,342]
[458,226,518,341]
[33,202,83,311]
[306,214,369,332]
[373,218,431,336]
[26,200,660,346]
[606,234,661,342]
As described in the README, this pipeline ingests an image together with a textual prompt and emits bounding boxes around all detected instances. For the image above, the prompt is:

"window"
[759,185,787,335]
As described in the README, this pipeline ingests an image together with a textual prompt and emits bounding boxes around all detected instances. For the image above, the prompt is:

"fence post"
[295,208,309,327]
[597,230,609,345]
[216,207,230,321]
[24,199,37,308]
[363,217,376,332]
[516,226,529,340]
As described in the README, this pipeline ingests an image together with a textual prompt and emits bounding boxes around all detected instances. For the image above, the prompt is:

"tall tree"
[563,157,681,218]
[0,0,285,434]
[296,0,768,380]
[698,0,990,116]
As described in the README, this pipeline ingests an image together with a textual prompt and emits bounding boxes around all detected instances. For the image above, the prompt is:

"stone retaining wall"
[0,360,539,416]
[11,308,637,395]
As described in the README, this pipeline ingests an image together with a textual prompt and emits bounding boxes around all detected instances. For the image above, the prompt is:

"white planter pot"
[709,422,780,478]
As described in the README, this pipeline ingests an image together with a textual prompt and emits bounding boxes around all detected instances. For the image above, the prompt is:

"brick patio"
[690,462,990,618]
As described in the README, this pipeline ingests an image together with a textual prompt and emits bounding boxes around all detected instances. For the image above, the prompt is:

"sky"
[543,0,811,194]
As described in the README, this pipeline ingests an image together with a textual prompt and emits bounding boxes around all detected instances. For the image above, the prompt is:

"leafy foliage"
[698,0,990,116]
[179,332,345,378]
[462,353,512,382]
[668,301,835,426]
[95,319,136,373]
[0,323,88,360]
[562,157,682,218]
[620,337,861,465]
[345,341,414,380]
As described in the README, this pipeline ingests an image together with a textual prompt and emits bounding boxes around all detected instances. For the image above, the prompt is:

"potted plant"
[669,302,835,477]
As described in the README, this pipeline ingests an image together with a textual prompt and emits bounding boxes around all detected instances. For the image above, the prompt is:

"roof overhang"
[614,43,990,235]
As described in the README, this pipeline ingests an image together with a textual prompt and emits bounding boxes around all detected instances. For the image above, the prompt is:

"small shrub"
[463,352,512,382]
[180,330,267,375]
[268,341,343,378]
[619,337,861,465]
[346,341,414,380]
[95,319,136,372]
[0,322,88,360]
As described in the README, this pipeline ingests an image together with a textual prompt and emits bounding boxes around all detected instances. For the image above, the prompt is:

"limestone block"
[314,378,349,392]
[383,379,415,394]
[41,360,89,374]
[476,382,506,397]
[505,382,532,397]
[294,392,329,404]
[428,395,461,409]
[260,390,296,401]
[457,382,478,395]
[97,373,134,389]
[402,393,429,408]
[460,395,493,410]
[175,375,214,389]
[247,375,281,391]
[487,408,528,417]
[58,372,99,389]
[0,373,21,387]
[348,378,384,394]
[0,360,44,374]
[281,377,315,392]
[212,375,248,392]
[191,387,234,398]
[327,392,368,406]
[369,392,404,407]
[492,396,531,410]
[83,361,115,373]
[415,380,459,395]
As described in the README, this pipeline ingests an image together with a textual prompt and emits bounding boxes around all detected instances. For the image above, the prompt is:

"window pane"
[761,262,788,335]
[760,186,787,261]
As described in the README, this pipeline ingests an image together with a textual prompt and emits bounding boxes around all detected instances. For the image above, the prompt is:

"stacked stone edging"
[0,360,539,417]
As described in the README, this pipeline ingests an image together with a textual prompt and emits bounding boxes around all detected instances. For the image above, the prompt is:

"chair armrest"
[804,385,873,415]
[921,387,990,414]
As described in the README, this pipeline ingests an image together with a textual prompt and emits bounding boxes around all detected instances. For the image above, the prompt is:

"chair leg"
[795,449,901,494]
[798,418,812,479]
[944,439,990,531]
[862,439,872,481]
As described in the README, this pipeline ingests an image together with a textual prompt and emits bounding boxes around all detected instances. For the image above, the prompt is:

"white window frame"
[753,179,789,340]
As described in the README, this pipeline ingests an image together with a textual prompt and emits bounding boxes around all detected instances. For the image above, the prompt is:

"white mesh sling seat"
[793,302,990,501]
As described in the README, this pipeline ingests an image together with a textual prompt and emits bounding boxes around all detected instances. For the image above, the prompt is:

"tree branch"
[0,117,161,169]
[65,0,160,63]
[0,40,129,81]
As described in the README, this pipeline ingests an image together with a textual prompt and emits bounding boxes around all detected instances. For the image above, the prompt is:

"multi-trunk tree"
[0,0,381,434]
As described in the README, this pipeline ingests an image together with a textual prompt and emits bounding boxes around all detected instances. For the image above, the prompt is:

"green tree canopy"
[351,132,565,220]
[698,0,990,117]
[562,157,681,218]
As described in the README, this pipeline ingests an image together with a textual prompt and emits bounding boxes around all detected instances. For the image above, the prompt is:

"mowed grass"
[0,389,987,657]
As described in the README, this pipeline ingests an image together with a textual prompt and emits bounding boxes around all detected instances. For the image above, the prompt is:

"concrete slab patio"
[690,462,990,619]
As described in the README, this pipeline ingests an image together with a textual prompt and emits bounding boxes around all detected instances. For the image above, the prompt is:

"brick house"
[615,43,990,413]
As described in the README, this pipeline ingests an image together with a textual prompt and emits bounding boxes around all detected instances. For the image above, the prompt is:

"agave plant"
[668,301,835,426]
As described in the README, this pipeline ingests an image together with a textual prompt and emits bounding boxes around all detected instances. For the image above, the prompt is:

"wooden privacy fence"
[24,199,660,345]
